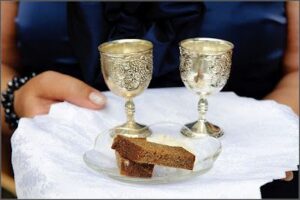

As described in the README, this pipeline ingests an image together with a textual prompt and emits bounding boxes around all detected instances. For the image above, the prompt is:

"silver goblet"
[179,38,234,138]
[99,39,153,138]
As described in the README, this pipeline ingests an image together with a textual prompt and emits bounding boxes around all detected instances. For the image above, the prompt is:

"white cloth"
[11,87,299,199]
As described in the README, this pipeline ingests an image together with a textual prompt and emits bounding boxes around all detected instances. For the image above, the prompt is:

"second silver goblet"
[179,38,234,138]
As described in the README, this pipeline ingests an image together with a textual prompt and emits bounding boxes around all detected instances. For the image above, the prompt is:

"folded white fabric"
[11,87,299,199]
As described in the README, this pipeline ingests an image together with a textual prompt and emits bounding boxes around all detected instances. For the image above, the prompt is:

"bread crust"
[115,152,154,178]
[112,135,195,170]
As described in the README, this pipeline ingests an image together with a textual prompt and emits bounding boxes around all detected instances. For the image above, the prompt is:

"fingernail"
[89,92,106,105]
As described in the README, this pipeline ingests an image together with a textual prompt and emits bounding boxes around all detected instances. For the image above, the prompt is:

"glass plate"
[83,122,222,184]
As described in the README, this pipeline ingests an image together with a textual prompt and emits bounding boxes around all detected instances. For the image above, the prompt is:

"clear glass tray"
[83,122,221,184]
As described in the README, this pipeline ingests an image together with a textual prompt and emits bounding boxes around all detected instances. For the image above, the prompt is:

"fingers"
[35,71,107,109]
[282,171,294,182]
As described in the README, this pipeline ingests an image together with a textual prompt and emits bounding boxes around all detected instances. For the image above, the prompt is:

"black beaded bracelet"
[1,72,36,130]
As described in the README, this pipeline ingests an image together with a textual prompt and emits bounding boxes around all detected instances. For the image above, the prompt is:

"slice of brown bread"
[112,135,195,170]
[115,152,154,178]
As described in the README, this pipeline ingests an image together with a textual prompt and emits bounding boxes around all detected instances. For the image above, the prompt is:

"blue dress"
[16,2,286,99]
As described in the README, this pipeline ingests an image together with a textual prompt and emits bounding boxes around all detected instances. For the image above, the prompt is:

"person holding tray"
[1,1,298,198]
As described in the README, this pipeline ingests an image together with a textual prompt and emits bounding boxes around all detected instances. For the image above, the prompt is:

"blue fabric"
[16,2,81,78]
[17,2,286,98]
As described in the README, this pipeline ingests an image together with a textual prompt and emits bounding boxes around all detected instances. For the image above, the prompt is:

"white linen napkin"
[11,87,299,199]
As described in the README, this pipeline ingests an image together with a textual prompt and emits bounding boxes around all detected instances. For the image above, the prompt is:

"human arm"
[264,1,299,115]
[264,1,299,181]
[1,1,21,135]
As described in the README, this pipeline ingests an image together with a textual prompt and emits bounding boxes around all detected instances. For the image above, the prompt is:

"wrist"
[1,72,36,130]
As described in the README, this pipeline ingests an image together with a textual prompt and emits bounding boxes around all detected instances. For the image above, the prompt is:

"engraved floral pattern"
[209,51,232,87]
[107,51,153,91]
[179,47,232,89]
[179,48,193,83]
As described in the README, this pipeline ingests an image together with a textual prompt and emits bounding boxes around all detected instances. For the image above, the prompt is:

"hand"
[14,71,107,118]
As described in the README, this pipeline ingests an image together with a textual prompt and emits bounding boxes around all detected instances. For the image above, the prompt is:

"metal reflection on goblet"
[99,39,153,138]
[179,38,234,138]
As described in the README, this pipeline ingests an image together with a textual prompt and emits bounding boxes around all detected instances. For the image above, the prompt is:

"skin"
[264,1,299,118]
[1,2,298,181]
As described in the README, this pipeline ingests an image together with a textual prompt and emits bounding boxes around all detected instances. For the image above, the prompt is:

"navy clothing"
[16,2,81,79]
[17,2,286,99]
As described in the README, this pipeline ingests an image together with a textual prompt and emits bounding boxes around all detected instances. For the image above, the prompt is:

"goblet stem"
[181,96,223,138]
[197,97,208,133]
[111,98,151,138]
[125,99,135,125]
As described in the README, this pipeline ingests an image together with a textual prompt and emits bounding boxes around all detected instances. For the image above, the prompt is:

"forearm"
[264,71,299,115]
[1,63,19,135]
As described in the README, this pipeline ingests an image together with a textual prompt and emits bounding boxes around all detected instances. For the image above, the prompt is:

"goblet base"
[181,120,224,138]
[110,122,152,138]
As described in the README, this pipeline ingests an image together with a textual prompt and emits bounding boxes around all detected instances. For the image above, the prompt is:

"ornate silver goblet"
[99,39,153,138]
[179,38,234,138]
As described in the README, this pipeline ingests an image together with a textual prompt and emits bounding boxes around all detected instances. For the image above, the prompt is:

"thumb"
[37,71,106,109]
